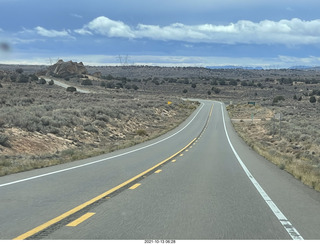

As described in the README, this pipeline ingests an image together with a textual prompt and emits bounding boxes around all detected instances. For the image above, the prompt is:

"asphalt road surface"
[0,100,319,240]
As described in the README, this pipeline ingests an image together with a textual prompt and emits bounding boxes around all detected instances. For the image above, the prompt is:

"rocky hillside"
[45,59,87,78]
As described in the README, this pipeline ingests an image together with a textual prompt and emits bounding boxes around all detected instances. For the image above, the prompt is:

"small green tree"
[241,81,248,86]
[15,68,23,74]
[66,87,77,92]
[106,82,115,89]
[310,96,316,103]
[273,96,285,103]
[219,80,226,86]
[81,79,93,85]
[229,80,237,86]
[16,74,29,83]
[106,74,114,80]
[38,78,46,84]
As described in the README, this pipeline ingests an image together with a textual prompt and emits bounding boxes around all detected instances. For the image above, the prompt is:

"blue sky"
[1,0,320,67]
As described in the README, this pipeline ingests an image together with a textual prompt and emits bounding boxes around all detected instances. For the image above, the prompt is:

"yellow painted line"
[66,212,95,227]
[180,154,184,156]
[129,183,141,190]
[155,169,162,174]
[13,137,197,240]
[208,103,214,118]
[185,149,189,152]
[171,159,176,163]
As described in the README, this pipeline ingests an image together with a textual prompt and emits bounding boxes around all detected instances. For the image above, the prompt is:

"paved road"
[0,100,319,240]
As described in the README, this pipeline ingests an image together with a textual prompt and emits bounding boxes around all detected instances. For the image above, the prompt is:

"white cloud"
[74,28,92,35]
[75,17,320,46]
[35,26,71,38]
[82,16,134,38]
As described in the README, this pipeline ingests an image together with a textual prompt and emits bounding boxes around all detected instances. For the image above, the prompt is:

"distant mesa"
[46,59,88,78]
[206,65,264,70]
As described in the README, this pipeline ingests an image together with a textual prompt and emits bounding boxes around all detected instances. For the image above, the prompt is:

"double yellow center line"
[14,104,214,240]
[13,137,197,240]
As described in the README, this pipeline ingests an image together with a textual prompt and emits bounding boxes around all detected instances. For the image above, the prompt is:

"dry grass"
[0,82,198,176]
[227,103,320,192]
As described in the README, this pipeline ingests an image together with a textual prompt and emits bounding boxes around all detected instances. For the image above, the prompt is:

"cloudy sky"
[1,0,320,67]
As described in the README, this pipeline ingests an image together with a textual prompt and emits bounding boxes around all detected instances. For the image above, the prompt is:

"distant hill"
[206,65,264,70]
[288,65,320,70]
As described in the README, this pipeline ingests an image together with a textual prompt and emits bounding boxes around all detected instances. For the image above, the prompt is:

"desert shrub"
[183,89,188,93]
[48,80,54,85]
[106,82,115,89]
[105,74,114,80]
[273,96,285,103]
[84,125,98,133]
[81,79,93,86]
[132,84,139,90]
[96,114,109,122]
[309,96,316,103]
[16,68,23,74]
[51,110,80,127]
[211,80,218,86]
[115,82,123,88]
[212,87,221,94]
[93,120,106,128]
[29,74,38,81]
[48,127,60,135]
[168,78,177,83]
[100,81,106,87]
[0,133,9,147]
[66,87,77,92]
[219,80,226,85]
[16,74,29,83]
[229,80,238,86]
[41,116,52,126]
[136,129,148,136]
[310,90,320,96]
[19,116,41,132]
[38,78,46,84]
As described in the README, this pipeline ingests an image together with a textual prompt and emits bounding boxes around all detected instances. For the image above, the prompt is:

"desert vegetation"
[0,62,319,192]
[0,68,198,175]
[227,100,320,191]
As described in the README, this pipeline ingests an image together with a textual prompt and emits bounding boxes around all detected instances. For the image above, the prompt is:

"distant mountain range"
[206,65,264,70]
[287,66,320,70]
[206,65,320,70]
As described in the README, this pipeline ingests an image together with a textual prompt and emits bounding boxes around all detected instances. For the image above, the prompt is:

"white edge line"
[0,103,205,188]
[219,102,303,240]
